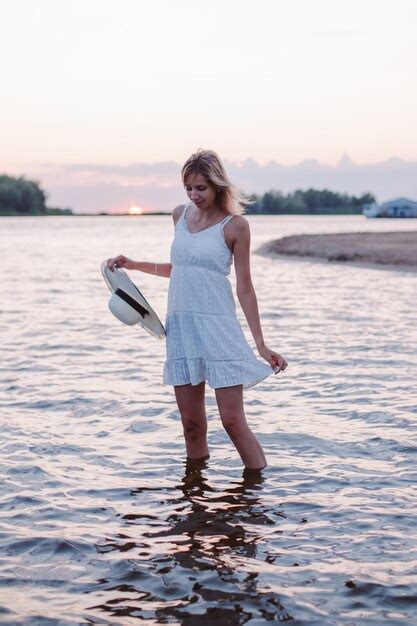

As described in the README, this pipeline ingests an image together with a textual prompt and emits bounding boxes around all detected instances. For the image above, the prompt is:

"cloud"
[24,156,417,213]
[226,155,417,201]
[58,161,180,177]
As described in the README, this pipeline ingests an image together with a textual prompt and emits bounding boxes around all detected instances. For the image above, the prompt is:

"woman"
[107,149,288,470]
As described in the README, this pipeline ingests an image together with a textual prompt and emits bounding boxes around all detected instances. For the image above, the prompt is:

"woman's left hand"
[258,345,288,373]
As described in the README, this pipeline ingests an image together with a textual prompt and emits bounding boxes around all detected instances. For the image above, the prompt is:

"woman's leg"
[174,381,209,460]
[215,384,267,470]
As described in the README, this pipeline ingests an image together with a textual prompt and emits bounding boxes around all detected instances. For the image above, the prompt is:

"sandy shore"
[257,230,417,270]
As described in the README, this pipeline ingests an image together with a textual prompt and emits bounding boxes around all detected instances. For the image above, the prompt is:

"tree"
[0,175,48,214]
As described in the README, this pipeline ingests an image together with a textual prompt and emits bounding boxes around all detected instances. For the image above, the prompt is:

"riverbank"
[257,230,417,270]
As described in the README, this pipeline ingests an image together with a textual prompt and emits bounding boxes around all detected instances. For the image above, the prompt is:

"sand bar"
[257,230,417,269]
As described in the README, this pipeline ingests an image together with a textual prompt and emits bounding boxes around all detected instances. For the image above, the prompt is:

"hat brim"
[101,261,166,339]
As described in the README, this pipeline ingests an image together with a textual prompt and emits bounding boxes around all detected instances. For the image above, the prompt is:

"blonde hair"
[181,149,252,215]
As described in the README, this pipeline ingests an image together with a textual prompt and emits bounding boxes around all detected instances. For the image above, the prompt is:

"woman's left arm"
[232,216,288,373]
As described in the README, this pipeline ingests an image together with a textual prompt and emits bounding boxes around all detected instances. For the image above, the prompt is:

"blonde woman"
[107,149,287,470]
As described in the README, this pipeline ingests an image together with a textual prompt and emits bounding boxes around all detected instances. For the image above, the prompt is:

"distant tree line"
[0,174,72,215]
[246,189,375,214]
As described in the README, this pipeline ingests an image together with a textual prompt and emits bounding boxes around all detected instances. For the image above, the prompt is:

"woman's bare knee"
[182,415,207,442]
[173,382,209,458]
[220,411,248,441]
[214,385,266,469]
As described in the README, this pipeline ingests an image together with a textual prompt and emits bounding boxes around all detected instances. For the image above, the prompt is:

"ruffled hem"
[163,356,276,389]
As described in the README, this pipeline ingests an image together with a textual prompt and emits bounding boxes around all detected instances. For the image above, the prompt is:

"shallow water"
[1,215,416,625]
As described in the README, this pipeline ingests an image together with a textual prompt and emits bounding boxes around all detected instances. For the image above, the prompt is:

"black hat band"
[115,288,149,318]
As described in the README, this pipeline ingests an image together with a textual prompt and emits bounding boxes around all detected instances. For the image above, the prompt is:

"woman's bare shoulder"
[228,214,250,235]
[230,214,249,225]
[223,215,250,252]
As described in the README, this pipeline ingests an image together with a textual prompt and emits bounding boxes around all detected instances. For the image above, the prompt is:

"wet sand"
[258,230,417,270]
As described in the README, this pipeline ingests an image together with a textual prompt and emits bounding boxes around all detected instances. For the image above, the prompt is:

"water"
[1,215,416,625]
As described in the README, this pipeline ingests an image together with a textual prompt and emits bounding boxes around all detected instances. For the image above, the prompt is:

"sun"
[128,206,144,215]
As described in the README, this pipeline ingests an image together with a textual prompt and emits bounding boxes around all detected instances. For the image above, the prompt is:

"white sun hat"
[101,260,166,339]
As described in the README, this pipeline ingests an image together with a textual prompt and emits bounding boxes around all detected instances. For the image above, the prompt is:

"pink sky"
[1,0,416,211]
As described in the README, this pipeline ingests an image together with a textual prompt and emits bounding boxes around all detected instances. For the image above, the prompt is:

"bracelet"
[154,263,157,275]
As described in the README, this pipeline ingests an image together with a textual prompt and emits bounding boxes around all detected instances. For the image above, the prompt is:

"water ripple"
[0,216,416,624]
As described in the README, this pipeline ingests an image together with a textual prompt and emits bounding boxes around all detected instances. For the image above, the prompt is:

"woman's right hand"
[106,255,135,272]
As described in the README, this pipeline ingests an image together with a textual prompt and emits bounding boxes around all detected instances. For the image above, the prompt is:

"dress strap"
[220,214,234,227]
[180,202,191,224]
[181,202,191,218]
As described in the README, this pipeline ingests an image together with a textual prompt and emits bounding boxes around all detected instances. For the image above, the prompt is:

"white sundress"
[163,202,276,389]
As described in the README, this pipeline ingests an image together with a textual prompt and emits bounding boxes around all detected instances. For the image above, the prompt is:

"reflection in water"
[2,217,416,623]
[89,462,292,623]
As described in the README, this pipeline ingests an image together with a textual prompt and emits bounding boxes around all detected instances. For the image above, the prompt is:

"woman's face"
[184,172,217,211]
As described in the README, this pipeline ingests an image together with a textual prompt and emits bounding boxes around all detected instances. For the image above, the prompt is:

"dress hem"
[163,355,277,390]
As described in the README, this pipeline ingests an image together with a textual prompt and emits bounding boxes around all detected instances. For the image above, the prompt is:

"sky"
[1,0,417,212]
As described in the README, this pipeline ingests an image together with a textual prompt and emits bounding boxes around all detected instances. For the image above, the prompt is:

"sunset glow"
[128,206,144,215]
[2,0,417,213]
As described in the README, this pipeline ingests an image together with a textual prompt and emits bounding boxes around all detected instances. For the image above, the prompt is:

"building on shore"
[363,197,417,218]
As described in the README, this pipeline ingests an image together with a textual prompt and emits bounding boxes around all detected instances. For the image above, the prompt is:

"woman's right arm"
[106,256,172,278]
[106,204,185,278]
[134,261,172,278]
